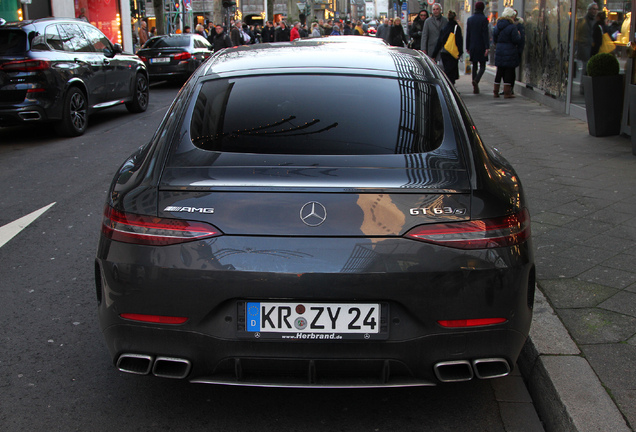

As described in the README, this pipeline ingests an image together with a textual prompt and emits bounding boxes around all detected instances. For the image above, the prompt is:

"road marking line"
[0,202,56,248]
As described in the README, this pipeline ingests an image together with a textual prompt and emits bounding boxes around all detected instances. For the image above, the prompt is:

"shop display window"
[75,0,122,45]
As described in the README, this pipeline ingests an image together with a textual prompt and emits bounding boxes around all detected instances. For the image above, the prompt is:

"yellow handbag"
[599,29,616,53]
[444,25,460,59]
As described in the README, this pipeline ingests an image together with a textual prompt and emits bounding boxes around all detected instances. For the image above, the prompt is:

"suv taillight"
[0,59,50,72]
[404,208,530,249]
[101,206,221,246]
[173,51,191,61]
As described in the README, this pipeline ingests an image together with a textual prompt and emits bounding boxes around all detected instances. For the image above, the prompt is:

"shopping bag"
[444,25,460,59]
[599,32,616,53]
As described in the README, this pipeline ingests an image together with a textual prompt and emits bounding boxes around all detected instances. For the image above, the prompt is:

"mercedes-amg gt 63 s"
[95,39,535,387]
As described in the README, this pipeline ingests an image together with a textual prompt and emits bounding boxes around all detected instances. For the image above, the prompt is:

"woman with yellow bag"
[431,11,463,86]
[592,11,616,55]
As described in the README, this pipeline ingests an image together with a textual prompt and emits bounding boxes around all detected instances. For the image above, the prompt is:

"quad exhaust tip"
[434,358,510,383]
[472,358,511,379]
[117,353,153,375]
[117,353,191,379]
[152,356,192,379]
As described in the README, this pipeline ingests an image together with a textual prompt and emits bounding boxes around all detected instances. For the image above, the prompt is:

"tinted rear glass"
[189,75,444,155]
[0,30,27,55]
[144,36,190,48]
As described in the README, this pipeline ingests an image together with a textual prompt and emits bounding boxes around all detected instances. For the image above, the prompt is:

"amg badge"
[164,206,214,213]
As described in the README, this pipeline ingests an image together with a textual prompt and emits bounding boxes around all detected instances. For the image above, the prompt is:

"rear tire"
[126,73,149,113]
[54,87,88,137]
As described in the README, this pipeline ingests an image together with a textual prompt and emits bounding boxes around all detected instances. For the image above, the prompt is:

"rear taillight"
[120,313,188,324]
[438,318,507,328]
[404,208,530,249]
[173,51,191,61]
[0,59,50,72]
[137,54,148,62]
[101,206,221,246]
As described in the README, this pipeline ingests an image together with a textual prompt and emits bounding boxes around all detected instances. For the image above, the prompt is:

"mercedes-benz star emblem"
[300,202,327,227]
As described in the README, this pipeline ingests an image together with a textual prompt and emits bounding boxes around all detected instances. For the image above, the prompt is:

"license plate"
[150,57,170,64]
[243,302,383,340]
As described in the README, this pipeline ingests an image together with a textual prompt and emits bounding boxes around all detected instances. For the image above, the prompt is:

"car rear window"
[0,30,27,55]
[144,36,190,48]
[188,75,445,155]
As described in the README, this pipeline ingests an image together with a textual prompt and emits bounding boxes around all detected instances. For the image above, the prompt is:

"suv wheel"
[126,73,149,113]
[55,87,88,136]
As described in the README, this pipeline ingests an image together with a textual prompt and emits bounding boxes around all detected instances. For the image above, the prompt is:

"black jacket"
[275,26,291,42]
[388,25,408,47]
[211,33,233,52]
[466,11,489,62]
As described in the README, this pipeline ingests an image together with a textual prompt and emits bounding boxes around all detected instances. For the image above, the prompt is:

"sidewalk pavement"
[456,73,636,431]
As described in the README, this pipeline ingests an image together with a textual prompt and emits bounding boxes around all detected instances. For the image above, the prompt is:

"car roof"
[201,39,440,79]
[0,17,87,28]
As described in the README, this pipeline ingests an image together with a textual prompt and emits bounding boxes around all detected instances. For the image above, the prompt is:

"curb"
[518,288,631,432]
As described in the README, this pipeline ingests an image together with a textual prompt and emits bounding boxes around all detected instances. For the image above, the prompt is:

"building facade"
[3,0,635,133]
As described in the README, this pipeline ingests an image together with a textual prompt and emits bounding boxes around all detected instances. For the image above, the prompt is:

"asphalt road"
[0,82,542,431]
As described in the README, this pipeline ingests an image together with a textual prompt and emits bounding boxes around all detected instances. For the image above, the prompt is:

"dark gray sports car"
[96,39,535,387]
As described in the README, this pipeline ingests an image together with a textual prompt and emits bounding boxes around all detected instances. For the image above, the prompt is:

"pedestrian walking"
[388,18,408,47]
[311,22,322,37]
[211,24,233,51]
[275,21,291,41]
[195,24,206,37]
[431,11,463,86]
[290,22,301,41]
[493,7,522,98]
[409,10,429,49]
[376,18,390,43]
[354,20,365,35]
[466,1,489,93]
[230,21,243,46]
[511,9,525,95]
[575,3,598,82]
[138,20,149,47]
[331,23,341,35]
[262,21,275,43]
[420,3,448,60]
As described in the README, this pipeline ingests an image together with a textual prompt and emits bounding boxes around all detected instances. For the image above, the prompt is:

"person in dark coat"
[591,11,609,57]
[275,21,291,42]
[388,17,409,47]
[210,24,233,51]
[409,10,428,49]
[466,1,489,93]
[431,11,463,86]
[261,21,275,43]
[493,7,521,98]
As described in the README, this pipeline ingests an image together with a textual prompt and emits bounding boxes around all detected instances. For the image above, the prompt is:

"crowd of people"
[135,2,530,100]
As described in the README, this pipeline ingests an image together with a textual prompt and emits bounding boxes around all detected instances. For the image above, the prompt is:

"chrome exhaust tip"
[472,358,511,379]
[117,353,153,375]
[18,111,42,121]
[433,360,474,382]
[152,357,191,379]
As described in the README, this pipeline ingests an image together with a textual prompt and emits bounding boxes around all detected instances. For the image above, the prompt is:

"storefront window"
[74,0,122,45]
[523,0,570,100]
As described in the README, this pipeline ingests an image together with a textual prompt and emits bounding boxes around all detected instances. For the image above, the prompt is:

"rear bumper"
[101,323,528,387]
[0,105,49,126]
[96,234,535,386]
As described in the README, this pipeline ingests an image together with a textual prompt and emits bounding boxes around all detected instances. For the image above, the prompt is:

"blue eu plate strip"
[247,302,260,332]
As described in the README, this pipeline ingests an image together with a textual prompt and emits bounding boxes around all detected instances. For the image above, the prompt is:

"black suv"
[0,18,149,136]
